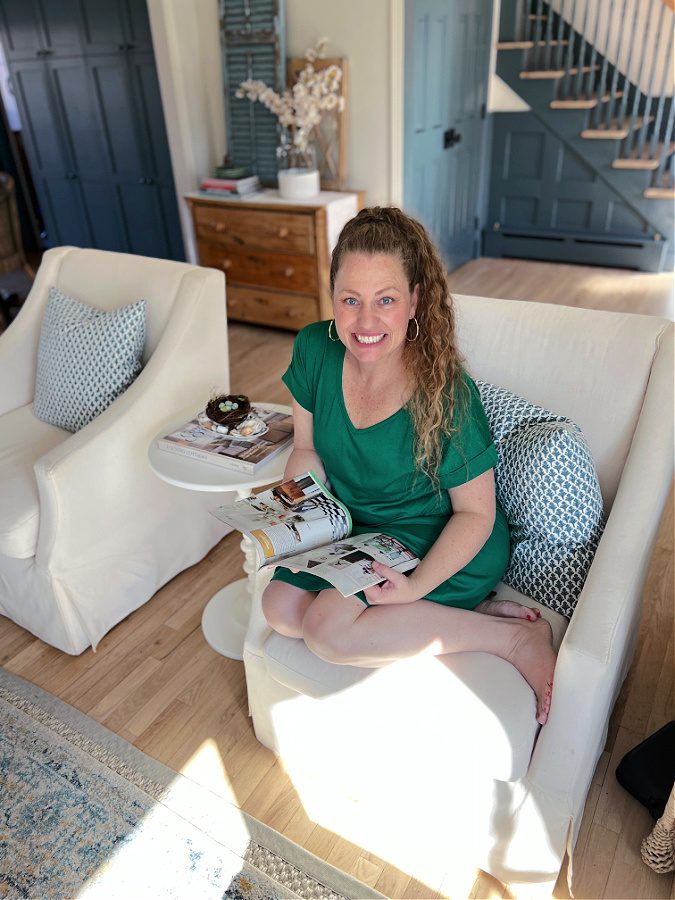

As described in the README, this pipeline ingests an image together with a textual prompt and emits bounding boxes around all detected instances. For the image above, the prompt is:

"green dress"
[271,321,510,608]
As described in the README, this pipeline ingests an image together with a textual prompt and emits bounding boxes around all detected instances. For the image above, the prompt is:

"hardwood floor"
[1,258,673,898]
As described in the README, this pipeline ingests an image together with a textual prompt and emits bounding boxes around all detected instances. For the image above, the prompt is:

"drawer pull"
[222,259,233,270]
[211,222,226,232]
[284,266,295,278]
[278,226,289,238]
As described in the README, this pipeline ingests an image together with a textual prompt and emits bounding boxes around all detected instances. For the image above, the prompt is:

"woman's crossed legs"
[262,582,556,724]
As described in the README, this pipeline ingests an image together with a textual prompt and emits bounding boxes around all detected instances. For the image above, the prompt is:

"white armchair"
[0,246,230,654]
[242,296,674,894]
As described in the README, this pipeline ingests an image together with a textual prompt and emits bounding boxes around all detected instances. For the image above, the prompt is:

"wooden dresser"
[185,190,362,331]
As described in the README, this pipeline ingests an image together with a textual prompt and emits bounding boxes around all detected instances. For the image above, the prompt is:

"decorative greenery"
[236,39,345,153]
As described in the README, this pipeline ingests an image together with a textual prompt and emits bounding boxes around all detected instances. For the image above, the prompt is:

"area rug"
[0,667,384,899]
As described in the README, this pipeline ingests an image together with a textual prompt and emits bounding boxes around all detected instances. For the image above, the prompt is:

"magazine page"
[210,471,352,567]
[274,532,420,598]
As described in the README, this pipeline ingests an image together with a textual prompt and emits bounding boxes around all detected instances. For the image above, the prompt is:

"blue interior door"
[404,0,492,270]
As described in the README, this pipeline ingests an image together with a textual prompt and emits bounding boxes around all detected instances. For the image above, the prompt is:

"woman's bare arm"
[282,399,327,483]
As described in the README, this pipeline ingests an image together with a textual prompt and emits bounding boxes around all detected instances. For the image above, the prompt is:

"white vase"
[276,140,320,200]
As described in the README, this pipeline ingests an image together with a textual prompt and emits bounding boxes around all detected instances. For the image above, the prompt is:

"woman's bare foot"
[476,597,542,622]
[506,618,556,725]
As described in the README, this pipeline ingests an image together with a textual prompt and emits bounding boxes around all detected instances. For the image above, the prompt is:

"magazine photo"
[210,471,419,597]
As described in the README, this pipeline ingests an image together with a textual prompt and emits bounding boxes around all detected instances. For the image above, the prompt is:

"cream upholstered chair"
[242,296,674,894]
[0,246,230,654]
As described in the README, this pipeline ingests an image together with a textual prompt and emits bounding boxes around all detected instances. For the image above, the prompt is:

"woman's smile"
[354,332,385,345]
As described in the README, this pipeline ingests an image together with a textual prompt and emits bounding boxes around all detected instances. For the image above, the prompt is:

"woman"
[262,207,556,724]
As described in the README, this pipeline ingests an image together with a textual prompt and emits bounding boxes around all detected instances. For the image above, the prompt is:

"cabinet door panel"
[37,177,91,246]
[0,0,43,59]
[10,61,71,173]
[118,183,172,259]
[79,2,126,55]
[88,56,145,175]
[79,179,128,251]
[124,0,153,52]
[49,58,110,176]
[38,0,83,56]
[129,52,174,180]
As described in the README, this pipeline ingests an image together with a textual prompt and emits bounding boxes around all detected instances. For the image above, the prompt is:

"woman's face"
[332,252,418,367]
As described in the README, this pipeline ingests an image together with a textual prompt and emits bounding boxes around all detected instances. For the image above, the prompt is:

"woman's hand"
[363,562,421,605]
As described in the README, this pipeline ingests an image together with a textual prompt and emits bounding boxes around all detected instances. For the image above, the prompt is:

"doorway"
[403,0,493,270]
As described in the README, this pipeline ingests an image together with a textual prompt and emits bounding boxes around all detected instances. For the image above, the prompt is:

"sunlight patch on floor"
[177,736,239,804]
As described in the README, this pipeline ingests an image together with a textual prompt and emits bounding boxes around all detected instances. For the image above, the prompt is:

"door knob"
[443,128,462,149]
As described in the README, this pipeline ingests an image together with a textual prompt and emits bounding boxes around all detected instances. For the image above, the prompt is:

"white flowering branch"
[236,38,345,153]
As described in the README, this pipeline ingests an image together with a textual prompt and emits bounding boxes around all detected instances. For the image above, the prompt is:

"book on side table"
[210,471,419,597]
[157,405,294,474]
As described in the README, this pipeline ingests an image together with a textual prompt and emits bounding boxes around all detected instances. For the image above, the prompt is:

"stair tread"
[613,143,674,170]
[497,40,569,49]
[550,92,623,110]
[644,187,675,199]
[521,65,599,80]
[581,117,654,140]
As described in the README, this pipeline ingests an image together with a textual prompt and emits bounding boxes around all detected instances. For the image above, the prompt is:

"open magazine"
[209,471,419,597]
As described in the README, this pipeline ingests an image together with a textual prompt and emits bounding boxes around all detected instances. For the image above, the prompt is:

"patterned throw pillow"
[476,380,605,618]
[33,287,146,433]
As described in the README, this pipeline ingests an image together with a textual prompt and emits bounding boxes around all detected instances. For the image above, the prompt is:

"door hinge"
[480,102,486,120]
[474,216,480,231]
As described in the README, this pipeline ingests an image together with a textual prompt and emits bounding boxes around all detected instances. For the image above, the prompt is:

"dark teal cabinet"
[0,0,184,260]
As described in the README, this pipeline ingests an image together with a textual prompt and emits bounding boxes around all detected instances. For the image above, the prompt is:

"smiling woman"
[262,206,556,726]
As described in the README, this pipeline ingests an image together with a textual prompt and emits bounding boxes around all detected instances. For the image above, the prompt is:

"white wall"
[285,0,397,206]
[148,0,226,263]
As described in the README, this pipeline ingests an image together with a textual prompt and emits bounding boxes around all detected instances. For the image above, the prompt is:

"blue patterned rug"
[0,668,382,900]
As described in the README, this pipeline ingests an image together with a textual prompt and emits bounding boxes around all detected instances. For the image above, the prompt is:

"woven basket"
[641,782,675,874]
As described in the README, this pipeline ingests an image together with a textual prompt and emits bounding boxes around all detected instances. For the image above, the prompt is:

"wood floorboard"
[1,258,673,898]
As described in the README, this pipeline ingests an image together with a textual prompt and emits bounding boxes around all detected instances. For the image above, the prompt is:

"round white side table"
[148,403,292,660]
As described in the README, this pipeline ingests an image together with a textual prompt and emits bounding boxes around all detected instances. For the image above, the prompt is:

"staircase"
[486,0,674,272]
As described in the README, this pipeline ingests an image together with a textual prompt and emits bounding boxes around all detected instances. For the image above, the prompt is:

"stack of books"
[199,174,261,198]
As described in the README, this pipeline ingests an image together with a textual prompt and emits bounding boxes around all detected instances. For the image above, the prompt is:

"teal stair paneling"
[489,0,673,271]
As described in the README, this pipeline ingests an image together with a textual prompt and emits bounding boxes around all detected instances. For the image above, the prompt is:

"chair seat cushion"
[261,585,568,782]
[0,405,69,558]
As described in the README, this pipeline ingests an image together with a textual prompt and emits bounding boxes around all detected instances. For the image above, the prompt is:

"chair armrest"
[526,323,673,804]
[33,268,228,567]
[0,247,73,415]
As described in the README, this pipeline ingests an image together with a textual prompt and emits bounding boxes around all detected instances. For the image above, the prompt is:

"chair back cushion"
[453,295,672,509]
[33,288,145,432]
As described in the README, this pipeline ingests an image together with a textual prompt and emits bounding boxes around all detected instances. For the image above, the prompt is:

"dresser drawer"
[193,205,315,254]
[199,242,318,294]
[226,286,320,330]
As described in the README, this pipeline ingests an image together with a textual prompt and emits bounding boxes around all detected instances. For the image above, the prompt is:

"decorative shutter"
[219,0,286,185]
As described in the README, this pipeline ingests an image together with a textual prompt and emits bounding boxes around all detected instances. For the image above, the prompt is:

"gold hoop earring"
[406,317,419,342]
[328,319,340,342]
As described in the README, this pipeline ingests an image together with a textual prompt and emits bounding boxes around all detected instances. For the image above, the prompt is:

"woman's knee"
[302,597,355,664]
[261,582,312,638]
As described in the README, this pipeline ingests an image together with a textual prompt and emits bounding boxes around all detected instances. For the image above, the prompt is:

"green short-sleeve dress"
[271,321,510,608]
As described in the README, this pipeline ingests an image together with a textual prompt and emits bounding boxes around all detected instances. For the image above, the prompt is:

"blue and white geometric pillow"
[33,287,146,433]
[476,380,605,618]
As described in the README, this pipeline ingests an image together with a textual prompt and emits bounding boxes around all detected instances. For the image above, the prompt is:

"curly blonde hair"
[330,206,467,484]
